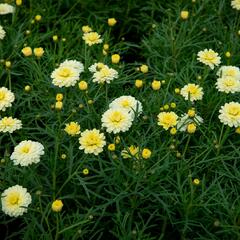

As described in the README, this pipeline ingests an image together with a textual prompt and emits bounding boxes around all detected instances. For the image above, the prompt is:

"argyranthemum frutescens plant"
[2,1,240,239]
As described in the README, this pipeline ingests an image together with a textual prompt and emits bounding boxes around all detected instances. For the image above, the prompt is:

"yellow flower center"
[0,92,5,100]
[226,69,236,77]
[8,194,20,205]
[2,118,14,126]
[86,134,100,146]
[88,33,98,41]
[59,68,71,78]
[21,145,30,153]
[110,112,123,123]
[203,52,215,61]
[228,106,240,116]
[121,100,130,108]
[100,67,110,77]
[188,86,198,94]
[224,78,235,87]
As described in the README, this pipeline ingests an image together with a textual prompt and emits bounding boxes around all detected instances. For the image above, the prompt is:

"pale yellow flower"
[180,83,203,102]
[0,117,22,133]
[157,111,178,130]
[64,122,80,136]
[231,0,240,10]
[79,129,106,155]
[82,32,102,46]
[1,185,31,217]
[0,87,15,111]
[10,140,44,166]
[219,102,240,127]
[197,49,221,69]
[101,108,133,134]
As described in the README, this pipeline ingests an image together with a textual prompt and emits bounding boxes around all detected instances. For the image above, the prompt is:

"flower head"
[219,102,240,127]
[22,47,32,57]
[1,185,32,217]
[157,111,178,130]
[52,200,63,212]
[0,3,15,15]
[79,129,106,155]
[216,76,240,93]
[217,66,240,80]
[10,140,44,166]
[109,96,143,116]
[180,83,203,102]
[0,87,15,111]
[108,18,117,26]
[64,122,80,136]
[51,60,84,87]
[89,63,118,84]
[82,32,102,46]
[231,0,240,10]
[101,108,133,134]
[197,49,221,69]
[34,47,44,58]
[0,25,6,40]
[0,117,22,133]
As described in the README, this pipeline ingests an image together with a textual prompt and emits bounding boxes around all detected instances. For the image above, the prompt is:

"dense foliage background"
[1,0,240,239]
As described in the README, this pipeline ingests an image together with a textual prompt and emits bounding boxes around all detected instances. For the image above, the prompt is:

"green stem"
[182,135,191,159]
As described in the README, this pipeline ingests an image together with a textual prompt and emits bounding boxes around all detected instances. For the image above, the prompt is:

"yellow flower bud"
[5,61,11,68]
[235,127,240,134]
[52,35,58,42]
[193,178,200,185]
[175,88,180,94]
[170,127,177,135]
[51,200,63,212]
[170,102,176,108]
[88,99,93,105]
[140,64,148,73]
[180,11,189,20]
[22,47,32,57]
[151,80,161,90]
[135,79,143,88]
[82,25,92,33]
[55,101,63,110]
[108,143,116,151]
[225,51,231,58]
[108,18,117,26]
[83,168,89,175]
[163,104,169,110]
[78,81,88,90]
[16,0,22,6]
[56,93,63,101]
[61,154,67,159]
[34,47,44,58]
[111,54,120,64]
[24,85,31,92]
[187,123,196,133]
[35,15,42,21]
[142,148,151,159]
[102,49,108,55]
[103,44,109,50]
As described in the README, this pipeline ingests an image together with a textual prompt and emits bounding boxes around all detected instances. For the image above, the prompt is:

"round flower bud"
[34,47,44,58]
[56,93,63,101]
[180,11,189,20]
[22,47,32,57]
[52,200,63,212]
[78,81,88,91]
[140,64,148,73]
[108,18,117,26]
[187,123,196,133]
[135,79,143,88]
[111,54,120,64]
[35,15,42,21]
[151,80,161,90]
[55,101,63,110]
[142,148,151,159]
[24,85,31,92]
[108,143,116,151]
